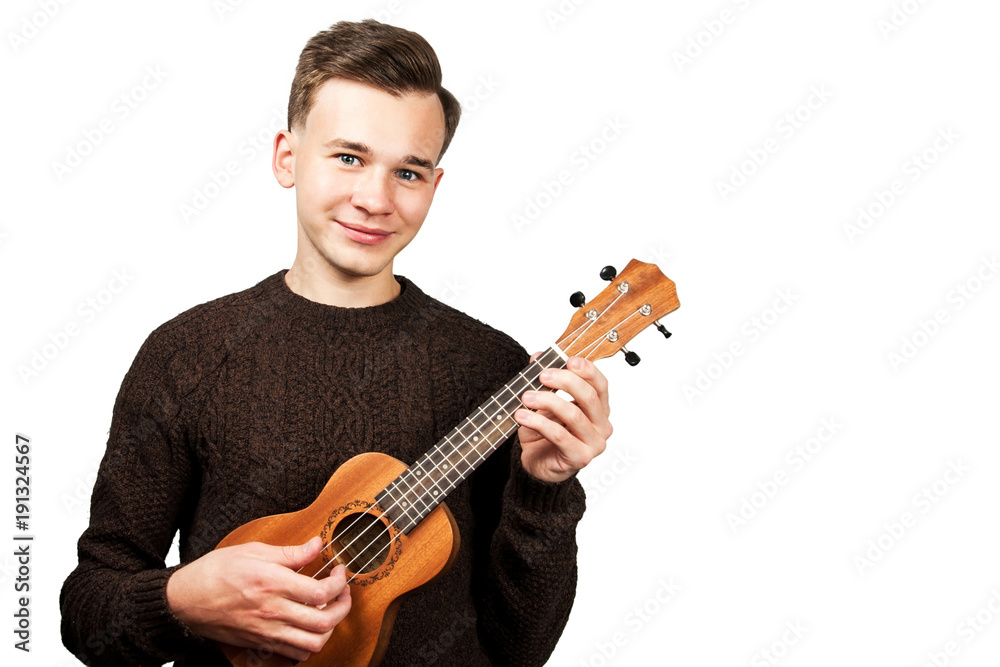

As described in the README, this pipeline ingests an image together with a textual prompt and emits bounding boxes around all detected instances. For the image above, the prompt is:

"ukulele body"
[214,451,460,667]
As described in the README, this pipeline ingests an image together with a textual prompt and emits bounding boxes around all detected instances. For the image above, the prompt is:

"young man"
[61,19,611,666]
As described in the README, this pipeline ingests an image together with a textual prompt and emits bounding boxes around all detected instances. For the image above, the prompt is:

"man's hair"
[288,19,461,162]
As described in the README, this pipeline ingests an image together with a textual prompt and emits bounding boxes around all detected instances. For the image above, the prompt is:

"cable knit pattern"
[61,270,586,666]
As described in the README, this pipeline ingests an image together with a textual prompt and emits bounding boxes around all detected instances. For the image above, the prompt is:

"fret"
[376,346,568,534]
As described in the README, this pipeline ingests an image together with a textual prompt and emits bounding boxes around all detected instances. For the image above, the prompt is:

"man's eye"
[397,169,420,182]
[337,154,360,166]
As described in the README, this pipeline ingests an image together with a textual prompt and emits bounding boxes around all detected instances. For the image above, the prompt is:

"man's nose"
[351,170,394,216]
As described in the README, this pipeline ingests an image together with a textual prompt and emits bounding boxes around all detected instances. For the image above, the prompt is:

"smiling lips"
[337,220,392,245]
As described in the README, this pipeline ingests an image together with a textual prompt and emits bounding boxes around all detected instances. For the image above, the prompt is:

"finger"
[521,390,600,447]
[533,364,611,437]
[564,356,611,415]
[268,624,335,661]
[260,536,324,570]
[277,564,350,608]
[514,408,593,470]
[270,583,352,634]
[241,633,314,663]
[263,640,312,663]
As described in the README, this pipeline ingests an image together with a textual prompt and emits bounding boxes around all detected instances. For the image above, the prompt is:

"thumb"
[272,535,323,569]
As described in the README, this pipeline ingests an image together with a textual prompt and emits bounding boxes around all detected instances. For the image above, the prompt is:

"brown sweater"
[60,270,586,666]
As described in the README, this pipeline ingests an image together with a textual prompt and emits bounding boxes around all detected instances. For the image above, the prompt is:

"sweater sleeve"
[470,435,587,666]
[60,329,211,665]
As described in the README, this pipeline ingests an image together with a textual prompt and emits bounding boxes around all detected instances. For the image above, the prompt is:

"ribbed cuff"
[132,565,203,657]
[508,456,586,515]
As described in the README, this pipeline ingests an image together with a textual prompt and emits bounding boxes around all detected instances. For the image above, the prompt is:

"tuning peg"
[600,265,617,281]
[569,291,586,308]
[622,347,640,366]
[654,320,673,340]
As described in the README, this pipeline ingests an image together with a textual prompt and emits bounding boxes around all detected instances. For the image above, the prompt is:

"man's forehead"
[304,78,446,163]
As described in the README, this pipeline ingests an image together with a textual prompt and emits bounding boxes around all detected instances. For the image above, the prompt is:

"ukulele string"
[337,347,591,584]
[558,289,628,353]
[316,375,537,584]
[310,307,639,583]
[567,308,644,360]
[339,363,567,585]
[303,352,560,582]
[311,305,639,585]
[317,355,558,582]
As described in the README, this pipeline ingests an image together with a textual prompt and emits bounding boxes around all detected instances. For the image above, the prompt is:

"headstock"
[555,259,680,364]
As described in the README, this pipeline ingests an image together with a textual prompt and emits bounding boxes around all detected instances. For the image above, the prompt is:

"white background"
[3,0,999,665]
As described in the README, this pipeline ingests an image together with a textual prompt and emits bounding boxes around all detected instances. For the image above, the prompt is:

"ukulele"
[214,258,680,666]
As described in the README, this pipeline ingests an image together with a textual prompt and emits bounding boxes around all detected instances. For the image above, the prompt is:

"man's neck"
[284,262,401,308]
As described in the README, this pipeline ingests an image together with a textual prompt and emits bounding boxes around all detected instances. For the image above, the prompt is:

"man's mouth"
[337,220,392,245]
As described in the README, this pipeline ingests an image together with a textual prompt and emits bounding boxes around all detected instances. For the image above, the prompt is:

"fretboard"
[375,345,567,533]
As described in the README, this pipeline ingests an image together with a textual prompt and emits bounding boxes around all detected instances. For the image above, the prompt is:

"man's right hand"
[166,536,352,662]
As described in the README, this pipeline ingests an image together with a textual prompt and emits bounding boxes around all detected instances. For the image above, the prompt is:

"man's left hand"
[514,354,612,483]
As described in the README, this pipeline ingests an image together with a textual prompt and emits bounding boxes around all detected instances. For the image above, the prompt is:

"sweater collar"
[262,269,426,331]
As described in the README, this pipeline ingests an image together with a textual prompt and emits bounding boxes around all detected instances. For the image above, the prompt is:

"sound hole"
[332,512,393,575]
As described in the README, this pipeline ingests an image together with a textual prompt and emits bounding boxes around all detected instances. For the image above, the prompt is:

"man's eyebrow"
[401,154,435,171]
[321,138,372,154]
[322,138,434,172]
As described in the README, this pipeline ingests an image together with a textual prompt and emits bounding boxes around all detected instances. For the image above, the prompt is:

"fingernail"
[522,391,536,406]
[540,369,553,382]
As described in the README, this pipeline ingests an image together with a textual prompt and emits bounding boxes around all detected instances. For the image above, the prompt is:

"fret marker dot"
[443,464,449,470]
[402,501,408,507]
[433,490,439,496]
[416,470,422,476]
[473,436,479,442]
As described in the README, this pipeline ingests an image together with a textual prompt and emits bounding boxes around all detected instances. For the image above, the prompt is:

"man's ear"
[272,129,295,188]
[432,167,444,193]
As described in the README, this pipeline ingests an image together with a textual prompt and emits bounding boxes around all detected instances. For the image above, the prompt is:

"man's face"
[279,78,446,285]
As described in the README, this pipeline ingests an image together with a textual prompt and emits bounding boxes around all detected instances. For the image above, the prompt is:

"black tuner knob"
[600,265,617,281]
[569,291,586,308]
[623,349,641,366]
[655,320,673,340]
